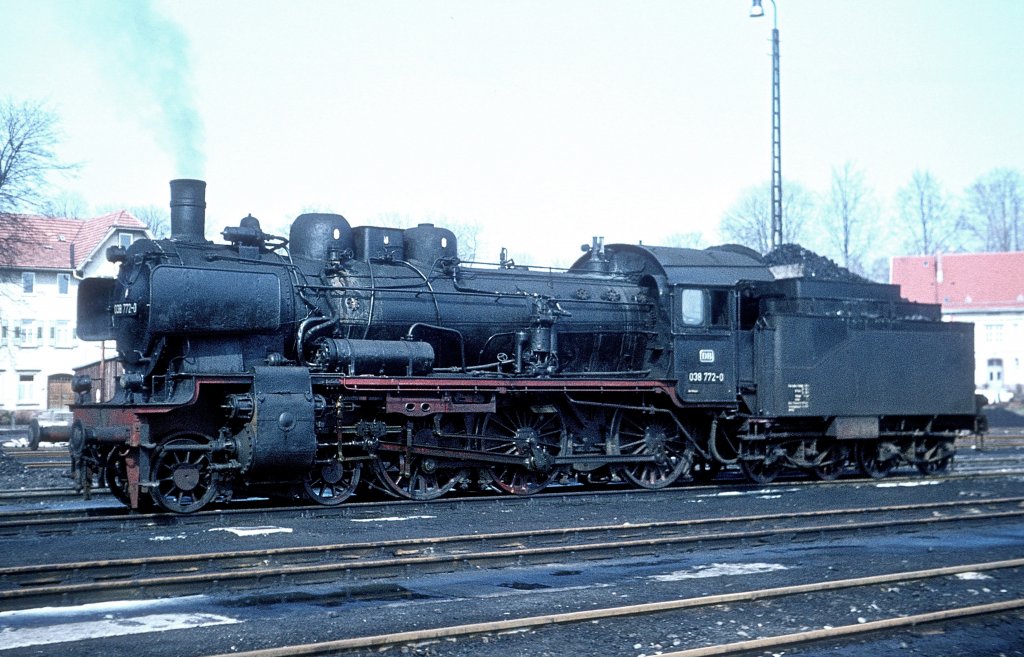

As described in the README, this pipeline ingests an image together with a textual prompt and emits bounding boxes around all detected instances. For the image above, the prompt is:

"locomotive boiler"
[70,179,984,512]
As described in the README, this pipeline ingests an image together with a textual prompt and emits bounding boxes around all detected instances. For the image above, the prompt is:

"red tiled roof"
[891,252,1024,311]
[0,211,147,271]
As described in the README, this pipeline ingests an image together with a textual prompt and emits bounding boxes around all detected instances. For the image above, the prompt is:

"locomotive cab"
[671,286,739,404]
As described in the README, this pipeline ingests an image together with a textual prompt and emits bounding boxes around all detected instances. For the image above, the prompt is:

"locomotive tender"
[70,179,983,512]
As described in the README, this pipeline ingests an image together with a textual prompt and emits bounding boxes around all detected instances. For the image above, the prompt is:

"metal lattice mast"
[771,22,782,249]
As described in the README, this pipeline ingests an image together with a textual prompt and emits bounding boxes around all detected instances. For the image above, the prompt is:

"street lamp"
[750,0,782,250]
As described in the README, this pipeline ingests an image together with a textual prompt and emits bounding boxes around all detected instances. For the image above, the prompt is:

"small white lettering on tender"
[787,383,811,412]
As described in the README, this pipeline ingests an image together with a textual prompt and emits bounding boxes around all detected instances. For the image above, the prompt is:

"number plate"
[113,302,138,317]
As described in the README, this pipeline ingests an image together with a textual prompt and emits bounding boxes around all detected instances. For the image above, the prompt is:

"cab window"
[680,289,704,326]
[710,290,730,327]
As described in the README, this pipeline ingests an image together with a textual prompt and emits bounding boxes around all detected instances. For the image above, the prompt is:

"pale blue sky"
[2,0,1022,264]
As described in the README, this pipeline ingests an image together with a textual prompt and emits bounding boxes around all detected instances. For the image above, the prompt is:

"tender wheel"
[916,439,955,475]
[740,457,782,484]
[691,458,722,484]
[150,435,219,513]
[478,404,566,495]
[612,409,694,489]
[303,459,361,506]
[810,441,848,481]
[856,440,899,479]
[374,420,468,501]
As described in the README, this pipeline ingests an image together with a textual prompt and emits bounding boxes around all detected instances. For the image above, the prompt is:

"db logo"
[699,349,715,363]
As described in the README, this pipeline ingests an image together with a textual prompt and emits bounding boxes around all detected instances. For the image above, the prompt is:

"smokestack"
[169,178,207,242]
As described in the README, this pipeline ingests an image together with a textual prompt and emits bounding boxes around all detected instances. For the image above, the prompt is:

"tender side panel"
[754,314,975,417]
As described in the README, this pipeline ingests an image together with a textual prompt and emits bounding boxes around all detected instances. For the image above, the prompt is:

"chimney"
[169,179,207,242]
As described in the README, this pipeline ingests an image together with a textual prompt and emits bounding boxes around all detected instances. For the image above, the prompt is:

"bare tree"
[129,205,170,239]
[0,99,74,274]
[896,170,955,255]
[962,168,1023,252]
[40,191,89,220]
[0,99,74,213]
[660,232,707,249]
[444,221,480,262]
[825,162,874,274]
[720,181,815,254]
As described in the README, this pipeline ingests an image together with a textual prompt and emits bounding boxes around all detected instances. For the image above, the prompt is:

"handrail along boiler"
[70,179,984,512]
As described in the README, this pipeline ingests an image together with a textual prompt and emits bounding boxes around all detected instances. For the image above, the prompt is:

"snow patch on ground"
[0,613,239,649]
[955,571,994,580]
[0,596,207,620]
[697,488,799,499]
[649,562,789,581]
[875,480,941,488]
[207,526,293,537]
[350,515,437,523]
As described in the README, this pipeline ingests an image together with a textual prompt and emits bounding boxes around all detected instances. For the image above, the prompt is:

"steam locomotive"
[70,179,983,513]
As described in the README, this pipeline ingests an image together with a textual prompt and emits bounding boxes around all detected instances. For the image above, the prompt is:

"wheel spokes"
[303,459,361,506]
[612,410,693,489]
[480,404,565,495]
[373,420,468,501]
[150,436,219,513]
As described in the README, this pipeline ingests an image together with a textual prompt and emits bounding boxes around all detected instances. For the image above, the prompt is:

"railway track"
[2,447,70,469]
[2,496,1022,611]
[196,558,1024,657]
[0,486,109,501]
[1,464,1023,536]
[0,441,1021,504]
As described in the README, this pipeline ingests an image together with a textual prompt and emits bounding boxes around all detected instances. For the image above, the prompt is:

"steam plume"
[70,1,206,177]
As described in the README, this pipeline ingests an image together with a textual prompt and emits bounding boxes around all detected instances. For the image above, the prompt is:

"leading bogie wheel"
[150,435,220,513]
[303,459,361,506]
[104,447,131,506]
[104,447,154,511]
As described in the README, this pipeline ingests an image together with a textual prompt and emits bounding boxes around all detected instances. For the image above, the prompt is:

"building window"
[19,319,38,348]
[118,232,133,249]
[22,272,35,294]
[984,324,1004,344]
[18,374,35,404]
[0,319,7,346]
[51,320,73,348]
[58,273,70,295]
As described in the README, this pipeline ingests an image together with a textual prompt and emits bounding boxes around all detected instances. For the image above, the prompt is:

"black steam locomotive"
[70,179,983,512]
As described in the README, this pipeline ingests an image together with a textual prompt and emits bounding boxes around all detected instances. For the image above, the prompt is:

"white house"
[891,251,1024,403]
[0,211,150,416]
